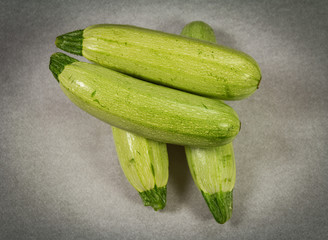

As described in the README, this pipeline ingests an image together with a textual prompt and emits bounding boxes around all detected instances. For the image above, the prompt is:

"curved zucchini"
[55,24,261,100]
[182,21,236,224]
[49,52,240,147]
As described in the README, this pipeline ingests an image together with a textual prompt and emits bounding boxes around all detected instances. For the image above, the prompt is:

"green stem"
[55,29,84,56]
[49,52,78,82]
[201,191,233,224]
[139,186,167,211]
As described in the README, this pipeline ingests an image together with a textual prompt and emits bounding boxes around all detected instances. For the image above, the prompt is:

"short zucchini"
[55,24,261,100]
[185,143,236,223]
[49,53,240,147]
[112,127,168,210]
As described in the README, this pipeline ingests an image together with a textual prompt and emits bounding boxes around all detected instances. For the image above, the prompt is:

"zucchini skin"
[49,52,240,147]
[56,24,261,100]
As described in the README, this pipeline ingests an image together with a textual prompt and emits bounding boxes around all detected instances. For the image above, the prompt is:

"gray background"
[1,0,327,239]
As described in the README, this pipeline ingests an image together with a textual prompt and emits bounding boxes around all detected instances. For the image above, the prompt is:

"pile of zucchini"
[50,21,261,224]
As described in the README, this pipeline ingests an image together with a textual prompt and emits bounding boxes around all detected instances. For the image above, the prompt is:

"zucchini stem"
[49,52,78,82]
[55,29,84,56]
[139,186,167,211]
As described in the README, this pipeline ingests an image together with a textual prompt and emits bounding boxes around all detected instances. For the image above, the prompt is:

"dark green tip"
[139,186,167,211]
[49,52,78,82]
[201,190,233,224]
[55,29,84,56]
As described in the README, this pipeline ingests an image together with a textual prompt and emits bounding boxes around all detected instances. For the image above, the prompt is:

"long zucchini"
[49,53,240,147]
[182,21,236,224]
[55,24,261,100]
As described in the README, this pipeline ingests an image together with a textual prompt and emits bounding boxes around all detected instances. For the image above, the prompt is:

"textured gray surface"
[1,0,328,239]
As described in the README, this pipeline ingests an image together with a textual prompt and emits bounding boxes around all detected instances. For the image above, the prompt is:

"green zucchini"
[55,24,261,100]
[182,21,236,224]
[112,127,168,210]
[49,52,240,147]
[181,21,217,43]
[185,143,235,223]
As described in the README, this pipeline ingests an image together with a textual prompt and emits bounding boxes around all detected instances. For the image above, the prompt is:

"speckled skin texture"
[1,0,327,239]
[55,58,240,146]
[78,24,261,100]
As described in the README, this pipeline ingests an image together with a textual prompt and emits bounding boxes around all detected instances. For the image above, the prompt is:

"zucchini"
[55,24,261,100]
[112,127,168,210]
[185,143,235,223]
[49,52,240,147]
[181,21,217,43]
[182,21,236,224]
